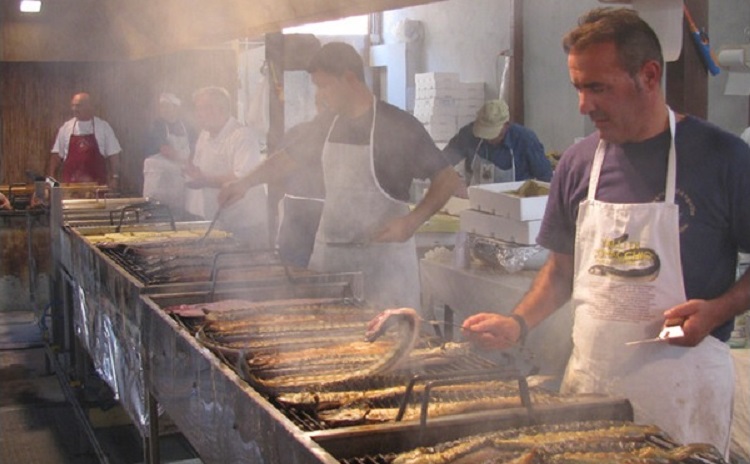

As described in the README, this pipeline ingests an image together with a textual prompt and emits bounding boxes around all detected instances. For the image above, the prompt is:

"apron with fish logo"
[308,97,420,310]
[562,108,734,455]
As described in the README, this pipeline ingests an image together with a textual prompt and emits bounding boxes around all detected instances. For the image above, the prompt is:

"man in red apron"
[49,93,122,190]
[463,8,750,456]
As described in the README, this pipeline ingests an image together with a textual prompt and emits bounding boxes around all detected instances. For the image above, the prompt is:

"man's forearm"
[238,150,298,190]
[513,251,574,329]
[407,166,462,228]
[706,267,750,330]
[48,154,62,178]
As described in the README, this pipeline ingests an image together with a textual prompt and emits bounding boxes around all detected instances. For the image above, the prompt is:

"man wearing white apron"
[462,8,750,456]
[219,42,462,310]
[442,99,552,186]
[307,97,422,309]
[143,93,194,216]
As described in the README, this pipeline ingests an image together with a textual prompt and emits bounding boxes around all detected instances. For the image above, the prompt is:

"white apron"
[562,109,734,454]
[308,98,421,310]
[470,139,515,185]
[143,124,191,213]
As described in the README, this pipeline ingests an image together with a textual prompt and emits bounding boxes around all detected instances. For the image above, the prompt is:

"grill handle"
[396,367,533,427]
[111,202,176,232]
[207,249,279,301]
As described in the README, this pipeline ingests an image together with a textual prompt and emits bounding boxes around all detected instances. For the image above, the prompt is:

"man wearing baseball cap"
[444,99,552,186]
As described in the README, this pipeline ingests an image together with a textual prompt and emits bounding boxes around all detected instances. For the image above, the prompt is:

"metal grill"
[266,351,512,432]
[338,425,728,464]
[98,243,285,286]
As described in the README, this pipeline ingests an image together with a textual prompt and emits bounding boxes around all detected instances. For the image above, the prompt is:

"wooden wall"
[0,49,237,195]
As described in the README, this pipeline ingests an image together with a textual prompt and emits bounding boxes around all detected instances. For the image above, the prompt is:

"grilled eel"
[241,307,420,393]
[276,378,527,411]
[390,421,668,464]
[318,390,574,425]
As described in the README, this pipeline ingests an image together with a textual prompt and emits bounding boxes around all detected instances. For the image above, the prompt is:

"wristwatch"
[508,313,528,346]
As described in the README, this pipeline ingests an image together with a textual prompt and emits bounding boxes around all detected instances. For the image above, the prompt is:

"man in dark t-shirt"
[462,8,749,453]
[220,42,461,308]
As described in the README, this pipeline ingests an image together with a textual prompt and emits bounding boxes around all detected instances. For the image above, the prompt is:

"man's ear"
[640,60,662,90]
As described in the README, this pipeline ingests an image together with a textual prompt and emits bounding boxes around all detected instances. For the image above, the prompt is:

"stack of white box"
[456,82,485,128]
[414,72,460,142]
[413,72,485,142]
[460,181,550,245]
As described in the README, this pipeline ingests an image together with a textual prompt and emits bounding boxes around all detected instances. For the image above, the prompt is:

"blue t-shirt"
[443,122,552,182]
[538,116,750,341]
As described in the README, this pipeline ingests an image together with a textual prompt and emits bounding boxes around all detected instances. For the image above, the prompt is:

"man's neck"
[343,86,374,119]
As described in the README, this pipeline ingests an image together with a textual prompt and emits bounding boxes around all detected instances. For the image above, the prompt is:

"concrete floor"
[0,311,200,464]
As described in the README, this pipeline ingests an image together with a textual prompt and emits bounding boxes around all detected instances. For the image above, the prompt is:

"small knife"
[625,317,685,346]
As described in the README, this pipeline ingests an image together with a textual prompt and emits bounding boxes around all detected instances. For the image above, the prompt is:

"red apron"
[62,119,107,184]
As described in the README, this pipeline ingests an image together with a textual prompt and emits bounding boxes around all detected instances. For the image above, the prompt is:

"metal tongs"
[198,206,223,244]
[625,317,685,346]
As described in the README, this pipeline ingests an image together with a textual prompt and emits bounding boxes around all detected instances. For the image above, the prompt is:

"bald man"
[49,92,122,190]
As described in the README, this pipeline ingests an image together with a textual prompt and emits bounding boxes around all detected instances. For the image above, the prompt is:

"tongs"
[198,206,223,244]
[625,317,685,346]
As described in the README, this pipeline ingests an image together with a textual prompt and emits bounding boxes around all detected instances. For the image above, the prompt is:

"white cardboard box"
[468,181,550,221]
[460,209,541,244]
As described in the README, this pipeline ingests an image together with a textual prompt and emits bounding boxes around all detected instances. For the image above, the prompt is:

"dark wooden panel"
[666,0,708,119]
[0,50,237,195]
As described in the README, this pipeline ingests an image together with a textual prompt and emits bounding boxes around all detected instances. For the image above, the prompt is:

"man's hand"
[218,179,249,208]
[664,299,721,347]
[183,164,208,189]
[372,215,419,243]
[0,193,12,210]
[461,313,521,350]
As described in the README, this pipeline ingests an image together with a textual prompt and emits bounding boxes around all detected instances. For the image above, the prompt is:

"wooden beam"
[666,0,708,119]
[508,0,524,125]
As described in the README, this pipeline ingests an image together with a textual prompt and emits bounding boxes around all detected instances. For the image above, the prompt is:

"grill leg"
[145,392,160,464]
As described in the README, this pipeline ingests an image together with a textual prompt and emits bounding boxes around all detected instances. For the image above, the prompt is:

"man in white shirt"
[184,86,268,248]
[49,92,122,190]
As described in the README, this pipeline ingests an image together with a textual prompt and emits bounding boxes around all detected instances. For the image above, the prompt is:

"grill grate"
[98,244,282,286]
[339,428,728,464]
[266,351,521,432]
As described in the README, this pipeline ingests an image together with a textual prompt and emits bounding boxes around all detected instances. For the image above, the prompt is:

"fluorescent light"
[20,0,42,13]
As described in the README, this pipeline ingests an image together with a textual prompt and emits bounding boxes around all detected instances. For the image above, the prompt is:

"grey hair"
[192,86,231,113]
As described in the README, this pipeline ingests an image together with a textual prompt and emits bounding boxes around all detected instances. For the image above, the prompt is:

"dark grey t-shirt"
[287,100,451,202]
[538,116,750,341]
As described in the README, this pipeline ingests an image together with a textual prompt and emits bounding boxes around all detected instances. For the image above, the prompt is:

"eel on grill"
[240,307,420,392]
[389,420,724,464]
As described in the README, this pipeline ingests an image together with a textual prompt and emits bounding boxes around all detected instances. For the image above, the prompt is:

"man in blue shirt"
[443,99,552,186]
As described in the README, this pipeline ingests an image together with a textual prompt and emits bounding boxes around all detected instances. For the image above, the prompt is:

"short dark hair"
[562,7,663,78]
[307,42,365,82]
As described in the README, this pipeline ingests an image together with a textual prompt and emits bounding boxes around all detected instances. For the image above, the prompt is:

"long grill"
[52,197,728,464]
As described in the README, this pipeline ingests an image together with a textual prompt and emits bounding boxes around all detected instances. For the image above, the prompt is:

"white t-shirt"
[51,117,122,160]
[185,117,268,243]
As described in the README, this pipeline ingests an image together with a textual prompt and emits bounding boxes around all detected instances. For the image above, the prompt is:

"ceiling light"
[20,0,42,13]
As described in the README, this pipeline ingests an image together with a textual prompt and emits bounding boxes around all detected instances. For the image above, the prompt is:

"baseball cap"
[473,99,509,140]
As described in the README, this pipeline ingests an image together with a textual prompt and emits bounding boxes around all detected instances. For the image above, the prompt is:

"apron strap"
[588,107,677,204]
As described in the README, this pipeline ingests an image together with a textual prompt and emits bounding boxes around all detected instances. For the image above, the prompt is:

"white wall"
[524,0,600,154]
[383,0,513,100]
[382,0,750,153]
[709,0,750,136]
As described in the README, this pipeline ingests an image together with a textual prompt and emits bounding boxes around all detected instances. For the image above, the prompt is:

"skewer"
[199,207,223,244]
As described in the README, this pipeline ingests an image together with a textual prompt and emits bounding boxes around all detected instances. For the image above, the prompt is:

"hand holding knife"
[625,317,686,346]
